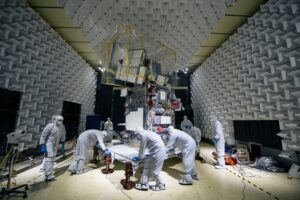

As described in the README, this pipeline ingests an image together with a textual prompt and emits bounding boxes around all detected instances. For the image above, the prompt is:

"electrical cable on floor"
[200,153,248,200]
[235,165,248,200]
[235,155,262,178]
[241,178,246,200]
[234,165,260,179]
[105,174,134,200]
[236,154,279,177]
[203,150,280,200]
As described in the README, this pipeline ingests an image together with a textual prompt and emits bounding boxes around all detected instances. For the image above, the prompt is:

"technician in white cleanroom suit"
[40,115,66,172]
[211,116,226,169]
[39,115,65,181]
[132,127,166,191]
[103,118,120,142]
[180,115,193,133]
[68,129,108,175]
[189,126,202,157]
[104,118,113,132]
[188,126,202,145]
[166,126,199,185]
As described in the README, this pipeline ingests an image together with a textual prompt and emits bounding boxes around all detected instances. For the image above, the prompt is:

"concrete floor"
[1,143,299,200]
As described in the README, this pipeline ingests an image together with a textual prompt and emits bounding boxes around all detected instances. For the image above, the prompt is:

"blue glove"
[40,144,47,154]
[103,148,110,156]
[211,138,217,145]
[167,148,175,153]
[132,156,140,161]
[60,142,65,154]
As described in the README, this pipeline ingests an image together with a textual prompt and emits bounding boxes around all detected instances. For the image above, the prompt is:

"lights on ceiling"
[176,67,189,75]
[97,60,105,72]
[183,67,189,74]
[98,67,106,72]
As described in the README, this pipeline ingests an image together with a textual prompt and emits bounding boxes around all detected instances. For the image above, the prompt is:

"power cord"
[234,165,260,200]
[241,178,246,200]
[235,165,247,200]
[234,165,261,178]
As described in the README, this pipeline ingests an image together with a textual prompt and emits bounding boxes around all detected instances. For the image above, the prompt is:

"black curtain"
[174,73,193,129]
[0,88,21,156]
[112,90,126,131]
[233,120,282,149]
[95,87,126,131]
[62,101,81,141]
[95,84,113,120]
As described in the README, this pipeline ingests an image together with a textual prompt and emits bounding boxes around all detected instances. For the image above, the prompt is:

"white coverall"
[59,124,66,144]
[103,119,120,142]
[181,119,193,133]
[136,128,166,186]
[188,126,201,145]
[212,119,225,167]
[188,126,202,155]
[68,130,107,173]
[39,122,64,179]
[167,127,198,182]
[104,120,113,132]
